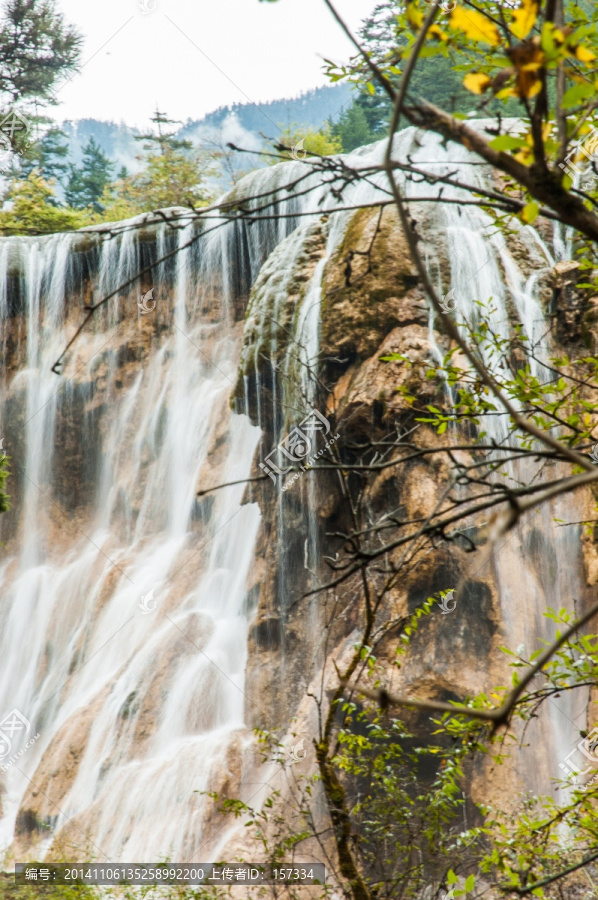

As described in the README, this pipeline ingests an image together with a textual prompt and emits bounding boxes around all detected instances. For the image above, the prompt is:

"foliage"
[0,170,85,235]
[0,0,81,110]
[264,123,342,162]
[253,1,598,897]
[330,103,373,153]
[20,126,69,188]
[84,107,217,221]
[204,599,598,899]
[326,0,495,154]
[0,454,9,513]
[392,308,598,464]
[136,108,193,156]
[93,144,216,221]
[0,110,218,232]
[65,137,114,212]
[0,872,95,899]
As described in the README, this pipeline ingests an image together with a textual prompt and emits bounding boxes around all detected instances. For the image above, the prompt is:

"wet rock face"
[238,198,598,831]
[241,205,478,731]
[321,206,427,365]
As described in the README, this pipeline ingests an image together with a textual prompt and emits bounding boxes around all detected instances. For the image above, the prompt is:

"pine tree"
[135,107,192,156]
[20,126,69,187]
[65,137,114,211]
[0,0,81,109]
[358,0,401,61]
[332,103,374,153]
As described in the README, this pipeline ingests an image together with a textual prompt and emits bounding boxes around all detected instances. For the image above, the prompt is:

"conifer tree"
[65,137,114,211]
[0,0,81,109]
[332,103,374,152]
[20,126,69,188]
[135,107,192,155]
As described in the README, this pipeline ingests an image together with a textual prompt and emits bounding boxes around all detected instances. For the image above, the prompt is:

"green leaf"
[489,134,527,151]
[521,201,540,223]
[561,82,594,109]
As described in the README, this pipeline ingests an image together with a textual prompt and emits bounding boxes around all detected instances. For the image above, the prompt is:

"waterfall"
[0,219,267,859]
[399,128,588,794]
[0,128,588,861]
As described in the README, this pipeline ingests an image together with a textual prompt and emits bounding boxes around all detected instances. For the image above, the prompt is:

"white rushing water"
[0,220,266,859]
[0,128,587,860]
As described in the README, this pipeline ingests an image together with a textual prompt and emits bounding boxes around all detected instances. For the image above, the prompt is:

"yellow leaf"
[429,23,447,40]
[463,72,491,94]
[510,0,539,41]
[514,146,533,164]
[575,45,596,63]
[406,3,424,28]
[449,6,500,46]
[496,85,518,99]
[521,200,540,223]
[521,75,543,97]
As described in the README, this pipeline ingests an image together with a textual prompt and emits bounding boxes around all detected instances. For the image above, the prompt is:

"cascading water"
[0,219,268,860]
[0,127,588,862]
[401,128,588,793]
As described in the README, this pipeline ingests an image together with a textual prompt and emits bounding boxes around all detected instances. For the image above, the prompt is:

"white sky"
[51,0,379,129]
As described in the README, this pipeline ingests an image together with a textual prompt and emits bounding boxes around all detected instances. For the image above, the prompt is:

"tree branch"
[351,597,598,728]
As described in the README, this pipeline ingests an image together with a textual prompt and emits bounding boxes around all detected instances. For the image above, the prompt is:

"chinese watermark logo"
[291,138,307,161]
[438,589,456,614]
[0,109,31,170]
[138,0,158,12]
[559,726,598,792]
[0,708,40,773]
[138,590,157,614]
[138,288,156,314]
[440,289,458,313]
[259,408,339,491]
[559,126,598,190]
[289,738,307,765]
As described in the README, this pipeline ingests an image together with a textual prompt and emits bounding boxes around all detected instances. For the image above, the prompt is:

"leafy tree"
[95,145,216,221]
[0,170,84,234]
[327,0,495,153]
[88,107,217,221]
[65,136,114,212]
[264,122,342,162]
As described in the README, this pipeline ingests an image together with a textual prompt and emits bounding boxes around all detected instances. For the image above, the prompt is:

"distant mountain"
[60,119,142,174]
[58,84,354,185]
[180,84,353,141]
